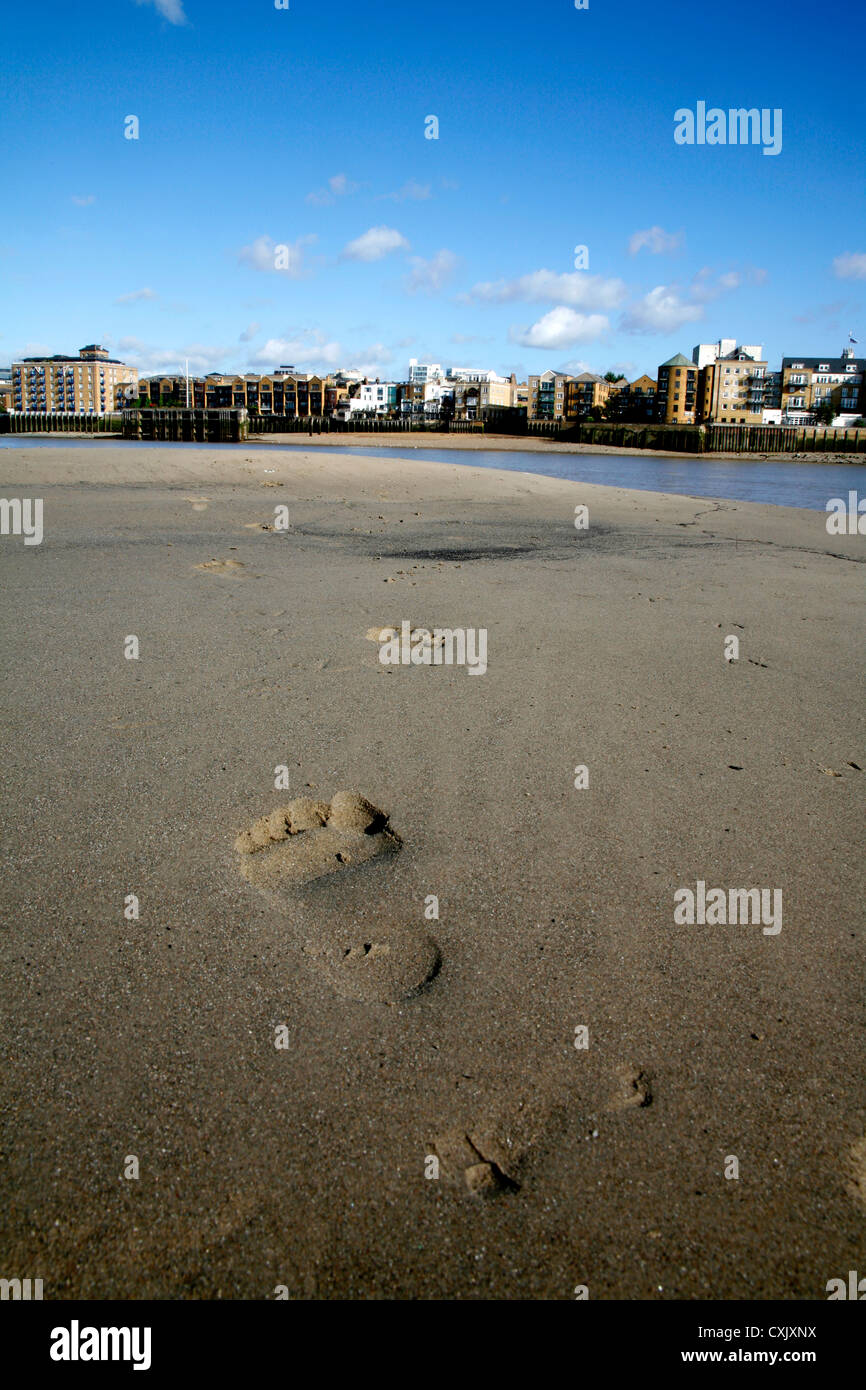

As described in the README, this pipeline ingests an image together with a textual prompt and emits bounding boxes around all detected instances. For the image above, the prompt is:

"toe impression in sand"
[234,791,440,1002]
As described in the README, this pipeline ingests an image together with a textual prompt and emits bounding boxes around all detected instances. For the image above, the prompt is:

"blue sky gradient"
[1,0,864,380]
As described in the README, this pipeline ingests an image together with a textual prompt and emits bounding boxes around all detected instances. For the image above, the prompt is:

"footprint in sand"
[433,1062,654,1198]
[235,791,440,1003]
[433,1129,520,1196]
[432,1075,582,1199]
[608,1064,653,1111]
[365,625,446,649]
[195,558,245,575]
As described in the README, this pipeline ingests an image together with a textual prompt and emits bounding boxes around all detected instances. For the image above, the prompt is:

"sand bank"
[1,444,864,1298]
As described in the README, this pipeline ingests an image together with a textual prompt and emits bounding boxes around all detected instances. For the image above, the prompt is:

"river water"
[1,436,862,510]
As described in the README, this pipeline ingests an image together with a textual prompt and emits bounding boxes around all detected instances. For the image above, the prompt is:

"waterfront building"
[527,370,573,421]
[12,344,138,414]
[779,347,865,424]
[697,345,767,424]
[607,375,657,421]
[566,372,613,419]
[655,354,699,423]
[348,382,399,416]
[137,371,342,416]
[407,359,445,384]
[692,338,762,370]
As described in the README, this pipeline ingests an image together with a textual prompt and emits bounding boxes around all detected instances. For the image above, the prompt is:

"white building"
[445,366,505,383]
[408,359,445,384]
[693,339,763,369]
[421,381,455,414]
[348,382,398,415]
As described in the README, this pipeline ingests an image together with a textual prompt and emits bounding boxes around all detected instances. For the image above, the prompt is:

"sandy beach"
[1,442,864,1300]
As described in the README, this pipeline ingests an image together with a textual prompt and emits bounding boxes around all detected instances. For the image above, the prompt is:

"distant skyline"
[1,0,864,381]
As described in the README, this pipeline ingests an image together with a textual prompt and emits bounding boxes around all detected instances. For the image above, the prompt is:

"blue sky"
[1,0,864,382]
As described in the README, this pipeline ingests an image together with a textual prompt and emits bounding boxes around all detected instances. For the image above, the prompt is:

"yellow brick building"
[655,354,698,422]
[12,344,138,414]
[698,346,767,424]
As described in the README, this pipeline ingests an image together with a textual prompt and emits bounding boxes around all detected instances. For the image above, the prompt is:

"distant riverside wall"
[0,412,122,434]
[121,409,249,441]
[572,422,866,454]
[2,411,865,454]
[250,415,483,434]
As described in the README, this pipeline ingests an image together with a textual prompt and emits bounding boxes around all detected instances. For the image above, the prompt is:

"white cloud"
[114,287,157,304]
[342,226,410,262]
[237,234,316,277]
[628,226,682,256]
[794,300,846,325]
[239,322,261,343]
[833,252,866,280]
[688,265,765,303]
[556,359,594,375]
[353,344,395,377]
[688,267,739,303]
[71,194,96,206]
[380,180,431,202]
[249,332,343,368]
[116,337,230,375]
[620,286,704,334]
[306,172,359,206]
[133,0,187,24]
[510,307,609,350]
[405,249,457,294]
[466,269,626,312]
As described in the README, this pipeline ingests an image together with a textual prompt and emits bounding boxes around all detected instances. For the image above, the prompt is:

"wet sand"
[1,443,864,1299]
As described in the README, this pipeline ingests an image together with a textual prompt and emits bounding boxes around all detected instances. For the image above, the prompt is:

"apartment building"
[407,359,445,384]
[760,371,783,422]
[446,367,505,384]
[779,348,865,423]
[693,338,763,370]
[607,374,657,421]
[697,345,767,424]
[527,370,572,421]
[348,382,399,415]
[0,367,13,412]
[138,372,341,416]
[566,372,613,419]
[655,354,699,422]
[12,344,138,414]
[453,374,522,420]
